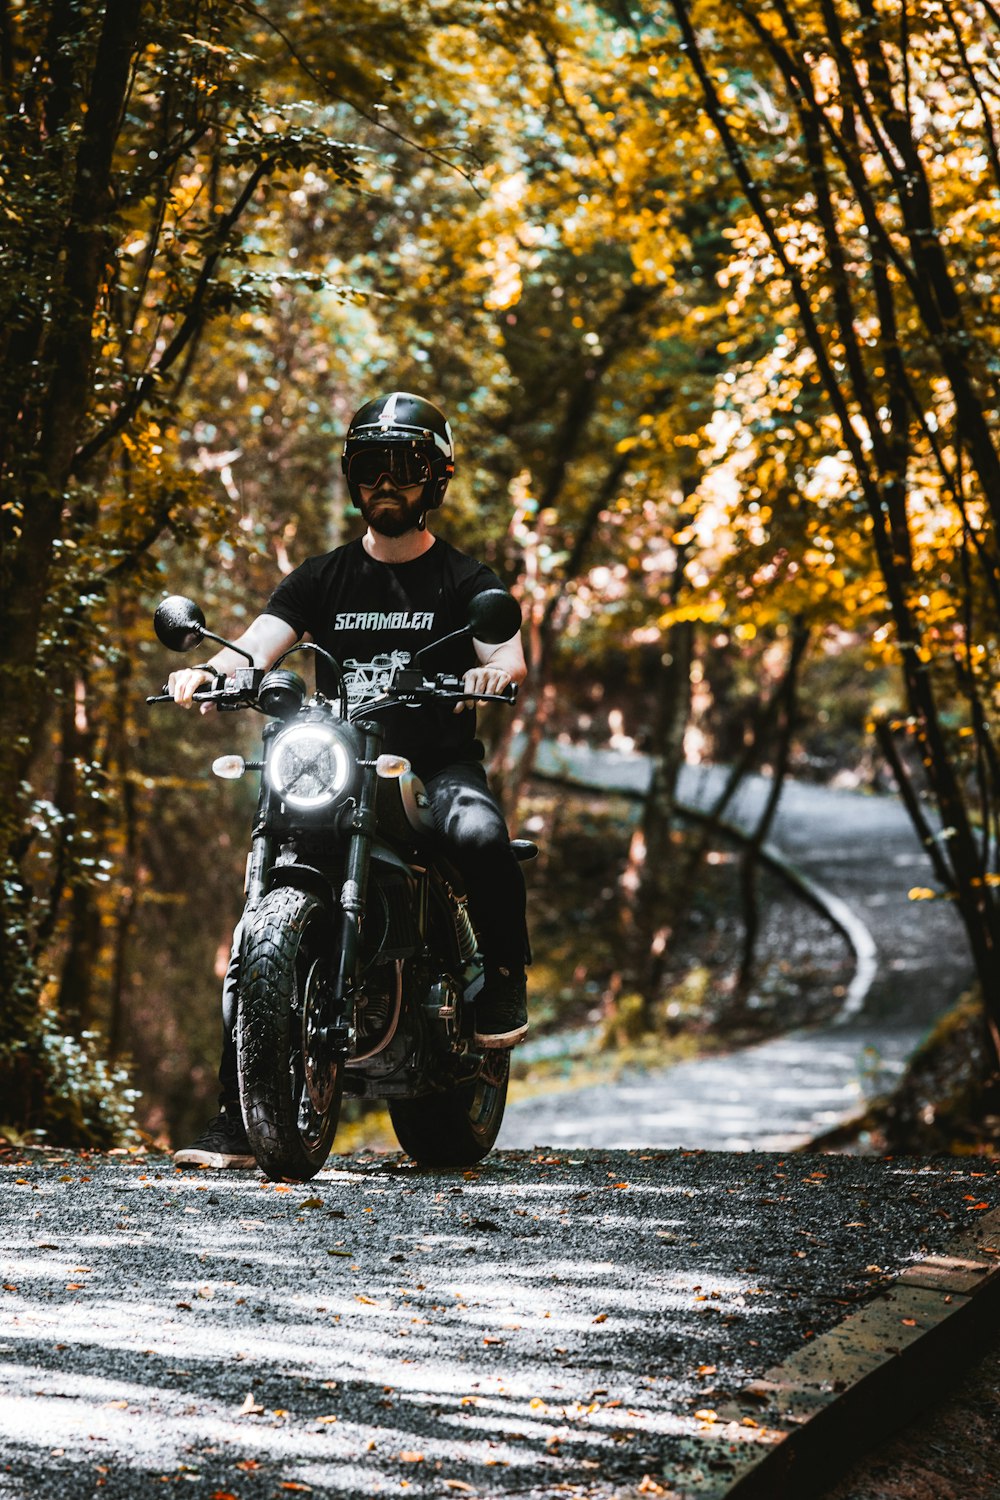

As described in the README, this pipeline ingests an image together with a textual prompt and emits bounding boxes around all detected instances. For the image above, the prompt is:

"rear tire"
[388,1049,510,1167]
[237,887,343,1180]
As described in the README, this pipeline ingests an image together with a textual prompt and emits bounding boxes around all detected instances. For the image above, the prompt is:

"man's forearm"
[205,614,299,676]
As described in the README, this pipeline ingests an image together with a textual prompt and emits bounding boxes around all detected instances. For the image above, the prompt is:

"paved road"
[2,1149,997,1500]
[500,754,973,1152]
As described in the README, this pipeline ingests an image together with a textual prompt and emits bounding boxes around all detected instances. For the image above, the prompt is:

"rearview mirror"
[154,595,206,653]
[467,589,522,645]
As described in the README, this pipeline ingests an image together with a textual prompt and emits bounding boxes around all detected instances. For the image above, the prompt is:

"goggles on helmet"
[346,445,432,490]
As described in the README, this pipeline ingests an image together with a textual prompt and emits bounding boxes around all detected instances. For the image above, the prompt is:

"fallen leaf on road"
[482,1336,504,1345]
[299,1197,323,1209]
[279,1485,311,1493]
[315,1415,338,1424]
[901,1318,918,1326]
[211,1491,239,1500]
[696,1365,717,1376]
[593,1313,608,1323]
[327,1249,352,1257]
[694,1409,717,1423]
[235,1459,261,1471]
[443,1482,475,1493]
[638,1479,669,1496]
[966,1202,990,1211]
[399,1452,424,1463]
[238,1393,265,1415]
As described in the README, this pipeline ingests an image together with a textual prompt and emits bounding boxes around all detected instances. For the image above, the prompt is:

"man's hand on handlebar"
[454,665,514,714]
[169,666,218,713]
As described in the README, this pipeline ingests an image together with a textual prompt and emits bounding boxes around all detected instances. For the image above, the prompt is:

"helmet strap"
[417,510,427,532]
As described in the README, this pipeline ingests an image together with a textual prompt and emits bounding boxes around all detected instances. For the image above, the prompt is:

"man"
[171,392,529,1168]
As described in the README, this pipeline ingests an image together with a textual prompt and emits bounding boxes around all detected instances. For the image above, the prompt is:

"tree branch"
[71,157,273,474]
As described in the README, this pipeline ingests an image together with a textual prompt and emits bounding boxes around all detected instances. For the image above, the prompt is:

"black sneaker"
[474,967,528,1049]
[173,1109,256,1170]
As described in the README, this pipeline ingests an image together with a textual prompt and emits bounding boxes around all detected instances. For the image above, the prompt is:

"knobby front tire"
[388,1049,510,1167]
[237,886,343,1181]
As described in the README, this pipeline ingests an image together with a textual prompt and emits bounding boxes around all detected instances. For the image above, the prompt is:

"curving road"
[499,753,973,1152]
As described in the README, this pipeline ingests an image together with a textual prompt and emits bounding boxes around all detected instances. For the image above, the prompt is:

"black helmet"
[341,391,455,511]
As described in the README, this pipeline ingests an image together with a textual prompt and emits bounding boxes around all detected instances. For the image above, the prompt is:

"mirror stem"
[200,628,255,668]
[413,625,472,666]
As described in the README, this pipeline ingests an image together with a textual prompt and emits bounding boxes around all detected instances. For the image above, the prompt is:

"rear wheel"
[237,887,343,1180]
[388,1049,510,1167]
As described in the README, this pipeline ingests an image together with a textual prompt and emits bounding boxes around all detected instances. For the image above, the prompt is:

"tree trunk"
[736,623,809,1002]
[0,0,144,1049]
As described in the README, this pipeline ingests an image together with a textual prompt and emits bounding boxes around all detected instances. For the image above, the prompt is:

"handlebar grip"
[146,690,222,705]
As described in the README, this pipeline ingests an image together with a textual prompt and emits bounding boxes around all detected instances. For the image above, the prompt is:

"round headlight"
[268,721,353,810]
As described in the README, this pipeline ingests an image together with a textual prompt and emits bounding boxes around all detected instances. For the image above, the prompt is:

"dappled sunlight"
[3,1150,995,1497]
[0,1152,831,1494]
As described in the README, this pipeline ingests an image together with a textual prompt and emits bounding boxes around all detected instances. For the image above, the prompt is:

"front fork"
[239,720,382,1062]
[333,720,383,1014]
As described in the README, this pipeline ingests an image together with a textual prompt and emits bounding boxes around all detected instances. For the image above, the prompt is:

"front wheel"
[388,1050,510,1168]
[237,887,343,1180]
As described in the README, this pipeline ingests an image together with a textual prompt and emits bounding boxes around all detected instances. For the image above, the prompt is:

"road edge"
[675,1207,1000,1499]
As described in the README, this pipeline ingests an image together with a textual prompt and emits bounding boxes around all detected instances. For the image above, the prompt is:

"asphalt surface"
[2,1148,999,1499]
[500,757,973,1152]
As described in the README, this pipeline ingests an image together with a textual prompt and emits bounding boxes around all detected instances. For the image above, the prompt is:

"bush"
[1,1018,141,1149]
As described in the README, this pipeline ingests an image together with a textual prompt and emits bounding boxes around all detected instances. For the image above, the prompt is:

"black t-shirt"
[265,537,506,778]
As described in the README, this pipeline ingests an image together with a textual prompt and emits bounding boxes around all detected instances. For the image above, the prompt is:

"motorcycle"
[148,589,534,1181]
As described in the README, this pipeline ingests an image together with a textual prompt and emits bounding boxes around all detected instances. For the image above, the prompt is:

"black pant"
[218,761,527,1105]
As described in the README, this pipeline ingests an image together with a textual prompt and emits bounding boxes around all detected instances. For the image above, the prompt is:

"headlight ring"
[268,721,355,810]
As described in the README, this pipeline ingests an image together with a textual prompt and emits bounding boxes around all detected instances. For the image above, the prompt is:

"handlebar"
[147,670,517,715]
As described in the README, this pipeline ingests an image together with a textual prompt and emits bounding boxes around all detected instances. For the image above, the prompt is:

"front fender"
[266,862,337,912]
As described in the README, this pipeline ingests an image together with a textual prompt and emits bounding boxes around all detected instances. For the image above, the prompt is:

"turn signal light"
[212,754,246,780]
[375,754,411,779]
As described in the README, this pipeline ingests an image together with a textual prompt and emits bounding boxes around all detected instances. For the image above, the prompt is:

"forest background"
[3,0,1000,1149]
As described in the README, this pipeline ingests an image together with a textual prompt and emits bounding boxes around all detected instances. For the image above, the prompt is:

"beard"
[359,488,426,537]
